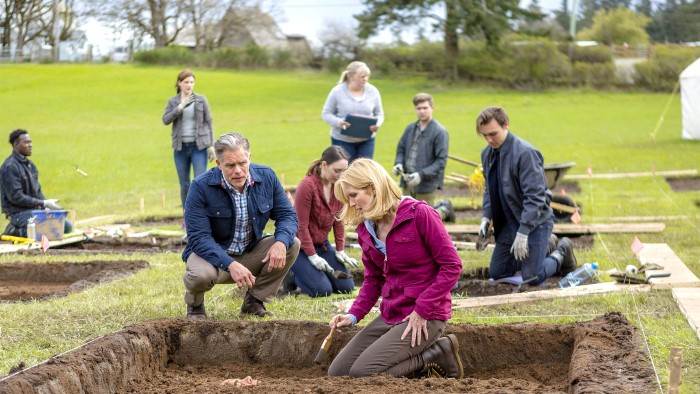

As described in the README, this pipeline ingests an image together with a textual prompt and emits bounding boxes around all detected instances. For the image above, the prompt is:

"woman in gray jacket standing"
[162,69,214,209]
[322,61,384,161]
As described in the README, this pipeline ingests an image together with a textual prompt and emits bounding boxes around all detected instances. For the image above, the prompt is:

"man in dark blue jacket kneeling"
[475,107,577,286]
[182,132,300,319]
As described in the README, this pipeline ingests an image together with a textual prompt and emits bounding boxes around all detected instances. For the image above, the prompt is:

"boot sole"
[445,334,465,379]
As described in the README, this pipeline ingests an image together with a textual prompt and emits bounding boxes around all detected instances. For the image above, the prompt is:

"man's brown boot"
[240,292,271,317]
[186,303,206,320]
[419,334,464,378]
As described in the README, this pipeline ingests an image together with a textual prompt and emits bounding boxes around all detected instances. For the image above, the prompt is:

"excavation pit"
[52,238,184,254]
[666,175,700,192]
[0,260,148,301]
[0,313,654,393]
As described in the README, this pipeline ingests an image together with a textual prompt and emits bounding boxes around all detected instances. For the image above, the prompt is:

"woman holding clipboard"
[322,61,384,161]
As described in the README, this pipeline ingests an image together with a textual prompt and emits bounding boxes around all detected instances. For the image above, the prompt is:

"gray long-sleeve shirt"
[321,82,384,143]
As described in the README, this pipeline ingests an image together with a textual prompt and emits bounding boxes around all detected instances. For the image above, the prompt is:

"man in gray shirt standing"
[393,93,453,221]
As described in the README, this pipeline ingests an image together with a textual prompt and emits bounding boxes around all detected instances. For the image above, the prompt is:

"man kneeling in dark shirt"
[1,129,72,237]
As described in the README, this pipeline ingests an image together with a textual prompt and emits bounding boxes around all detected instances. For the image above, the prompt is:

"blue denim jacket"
[480,132,553,242]
[182,164,298,270]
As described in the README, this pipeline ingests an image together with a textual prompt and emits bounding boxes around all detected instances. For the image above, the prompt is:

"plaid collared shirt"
[221,175,255,255]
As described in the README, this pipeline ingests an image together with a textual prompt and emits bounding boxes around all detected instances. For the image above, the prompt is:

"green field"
[0,64,699,392]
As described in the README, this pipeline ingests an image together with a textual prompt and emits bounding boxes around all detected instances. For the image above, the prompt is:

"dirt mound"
[666,176,700,192]
[0,260,148,301]
[0,314,655,393]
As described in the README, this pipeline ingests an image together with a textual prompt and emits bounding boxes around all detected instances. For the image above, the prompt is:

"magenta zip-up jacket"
[349,198,462,324]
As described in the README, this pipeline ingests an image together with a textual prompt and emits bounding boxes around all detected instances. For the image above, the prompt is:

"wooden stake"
[161,192,166,209]
[668,347,682,394]
[139,197,145,214]
[69,210,77,224]
[448,155,480,167]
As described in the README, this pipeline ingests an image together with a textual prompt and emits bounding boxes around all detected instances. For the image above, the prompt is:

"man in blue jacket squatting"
[182,132,300,319]
[476,107,577,285]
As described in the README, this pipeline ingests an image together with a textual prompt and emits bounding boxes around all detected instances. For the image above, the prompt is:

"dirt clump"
[0,260,148,301]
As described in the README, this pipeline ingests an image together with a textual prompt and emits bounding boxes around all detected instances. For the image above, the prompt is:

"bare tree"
[96,0,188,48]
[318,19,365,61]
[14,0,52,60]
[1,0,14,58]
[185,0,233,50]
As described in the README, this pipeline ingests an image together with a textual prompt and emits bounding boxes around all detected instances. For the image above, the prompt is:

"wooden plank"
[566,169,697,180]
[446,222,665,235]
[452,282,651,309]
[637,243,700,288]
[74,215,116,226]
[592,215,689,223]
[672,288,700,340]
[0,234,88,255]
[448,155,480,167]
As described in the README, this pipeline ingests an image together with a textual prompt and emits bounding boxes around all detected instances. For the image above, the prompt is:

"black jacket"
[0,152,45,216]
[481,132,553,240]
[394,119,449,194]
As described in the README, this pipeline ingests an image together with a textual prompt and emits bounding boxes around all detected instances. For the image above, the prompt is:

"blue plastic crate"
[30,210,67,241]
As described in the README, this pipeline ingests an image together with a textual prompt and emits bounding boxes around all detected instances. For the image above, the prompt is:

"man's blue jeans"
[174,142,208,207]
[289,240,355,297]
[331,137,375,162]
[4,210,73,237]
[489,221,558,285]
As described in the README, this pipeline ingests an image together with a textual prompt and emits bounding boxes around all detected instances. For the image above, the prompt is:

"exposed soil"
[53,238,184,253]
[452,267,562,297]
[0,260,148,301]
[130,214,183,228]
[666,176,700,192]
[0,314,654,393]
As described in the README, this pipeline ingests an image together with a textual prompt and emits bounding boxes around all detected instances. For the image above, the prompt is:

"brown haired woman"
[162,69,215,209]
[287,146,357,297]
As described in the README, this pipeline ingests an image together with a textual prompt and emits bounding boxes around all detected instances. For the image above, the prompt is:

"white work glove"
[308,254,334,273]
[510,232,529,261]
[392,163,404,176]
[207,146,216,162]
[479,217,491,238]
[43,199,62,210]
[335,250,359,268]
[406,172,421,187]
[177,95,195,111]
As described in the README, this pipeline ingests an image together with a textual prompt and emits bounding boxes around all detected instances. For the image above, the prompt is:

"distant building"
[174,6,312,61]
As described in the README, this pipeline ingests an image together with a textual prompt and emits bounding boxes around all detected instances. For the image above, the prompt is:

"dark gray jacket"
[481,132,553,237]
[162,93,213,151]
[0,152,46,216]
[394,119,449,194]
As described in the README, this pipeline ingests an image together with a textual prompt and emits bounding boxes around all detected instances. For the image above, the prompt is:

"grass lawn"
[0,64,699,392]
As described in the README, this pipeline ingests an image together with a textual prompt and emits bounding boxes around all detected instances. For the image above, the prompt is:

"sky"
[84,0,564,56]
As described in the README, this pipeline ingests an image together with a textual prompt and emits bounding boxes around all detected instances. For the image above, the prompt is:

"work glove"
[335,250,359,268]
[478,217,491,239]
[308,254,334,273]
[510,232,529,261]
[392,163,404,176]
[406,172,421,187]
[177,95,195,111]
[479,218,491,239]
[43,199,62,210]
[207,146,216,162]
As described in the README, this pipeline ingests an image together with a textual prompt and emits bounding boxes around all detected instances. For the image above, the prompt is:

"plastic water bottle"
[559,262,599,288]
[26,217,36,241]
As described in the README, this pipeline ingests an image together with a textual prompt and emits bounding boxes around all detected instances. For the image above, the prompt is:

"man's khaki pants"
[183,236,300,307]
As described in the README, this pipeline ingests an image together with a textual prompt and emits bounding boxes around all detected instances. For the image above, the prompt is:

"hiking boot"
[419,334,464,378]
[552,237,577,275]
[186,303,207,320]
[434,199,456,223]
[240,292,271,317]
[547,233,559,255]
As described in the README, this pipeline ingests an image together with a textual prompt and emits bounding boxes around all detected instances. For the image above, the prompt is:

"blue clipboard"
[341,114,378,138]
